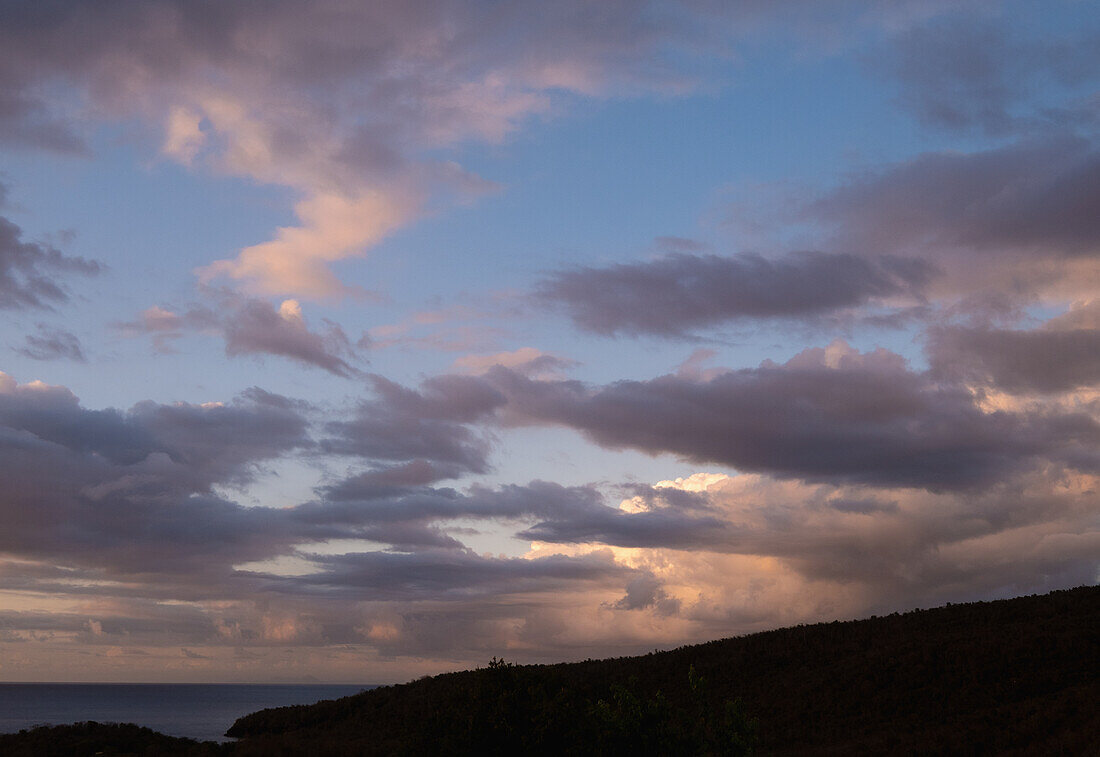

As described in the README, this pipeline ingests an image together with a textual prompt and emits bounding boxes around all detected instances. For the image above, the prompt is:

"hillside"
[1,586,1096,755]
[227,585,1099,755]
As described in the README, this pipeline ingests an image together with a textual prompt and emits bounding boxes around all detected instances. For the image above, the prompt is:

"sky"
[0,0,1097,683]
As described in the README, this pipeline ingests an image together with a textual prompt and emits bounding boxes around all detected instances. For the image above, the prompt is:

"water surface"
[0,683,373,742]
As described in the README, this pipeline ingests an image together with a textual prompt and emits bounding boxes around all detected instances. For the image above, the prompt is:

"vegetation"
[0,721,222,757]
[2,586,1096,755]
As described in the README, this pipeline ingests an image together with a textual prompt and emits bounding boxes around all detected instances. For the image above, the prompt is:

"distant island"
[3,585,1096,755]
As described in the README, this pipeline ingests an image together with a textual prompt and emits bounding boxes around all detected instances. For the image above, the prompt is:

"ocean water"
[0,683,373,742]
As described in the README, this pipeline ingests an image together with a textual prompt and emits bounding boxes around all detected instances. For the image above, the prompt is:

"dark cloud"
[0,0,988,303]
[928,323,1100,394]
[0,373,429,585]
[129,387,314,488]
[0,376,308,480]
[0,366,1095,668]
[0,378,310,491]
[223,299,359,377]
[515,469,1099,609]
[0,0,931,151]
[119,294,361,376]
[486,342,1099,490]
[15,324,87,362]
[0,381,309,578]
[0,606,220,646]
[324,460,468,498]
[520,507,729,551]
[537,251,933,337]
[612,574,679,613]
[321,373,506,479]
[0,0,726,172]
[0,213,100,309]
[0,371,643,618]
[0,89,88,153]
[0,370,622,599]
[285,549,625,602]
[880,15,1100,135]
[813,136,1100,261]
[302,480,605,533]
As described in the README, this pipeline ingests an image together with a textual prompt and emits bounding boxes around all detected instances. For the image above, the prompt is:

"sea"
[0,683,374,742]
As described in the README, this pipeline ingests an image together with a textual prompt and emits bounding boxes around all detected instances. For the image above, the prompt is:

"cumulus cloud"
[537,251,934,337]
[0,212,100,310]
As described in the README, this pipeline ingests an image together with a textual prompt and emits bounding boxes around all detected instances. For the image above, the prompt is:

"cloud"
[0,368,1094,674]
[15,324,87,362]
[523,470,1099,636]
[0,374,314,580]
[115,304,217,352]
[612,574,680,614]
[884,16,1020,134]
[486,340,1099,490]
[928,320,1100,394]
[0,88,87,154]
[282,548,626,602]
[0,1,983,300]
[0,212,100,310]
[0,0,732,299]
[3,0,1098,679]
[119,294,361,376]
[810,136,1100,301]
[0,372,650,665]
[0,375,310,489]
[0,367,612,597]
[223,298,360,377]
[307,479,605,528]
[879,15,1100,135]
[537,251,934,337]
[366,300,521,353]
[197,189,421,299]
[320,373,506,483]
[451,347,578,378]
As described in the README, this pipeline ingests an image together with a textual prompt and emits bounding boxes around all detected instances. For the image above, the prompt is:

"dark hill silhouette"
[2,586,1096,755]
[0,721,220,756]
[227,585,1099,755]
